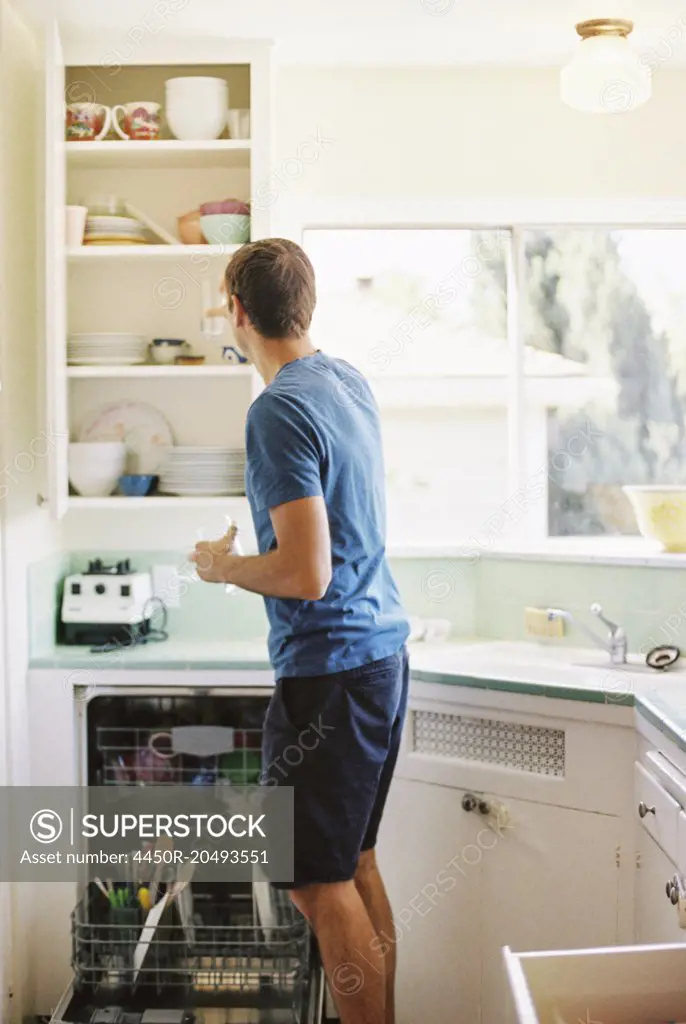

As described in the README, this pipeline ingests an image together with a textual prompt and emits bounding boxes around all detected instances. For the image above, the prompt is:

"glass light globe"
[560,30,651,113]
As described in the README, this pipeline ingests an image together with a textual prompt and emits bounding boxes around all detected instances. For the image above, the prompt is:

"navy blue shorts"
[262,646,409,890]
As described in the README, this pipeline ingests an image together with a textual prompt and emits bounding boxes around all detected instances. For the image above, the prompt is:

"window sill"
[387,537,686,568]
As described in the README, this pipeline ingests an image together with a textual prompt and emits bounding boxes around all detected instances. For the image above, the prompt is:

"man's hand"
[190,525,238,584]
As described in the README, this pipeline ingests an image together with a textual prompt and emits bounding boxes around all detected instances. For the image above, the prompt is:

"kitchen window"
[303,223,686,551]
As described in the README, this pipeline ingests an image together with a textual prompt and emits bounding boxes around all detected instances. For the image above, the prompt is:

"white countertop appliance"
[60,558,154,646]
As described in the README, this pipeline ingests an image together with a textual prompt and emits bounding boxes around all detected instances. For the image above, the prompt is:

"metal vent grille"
[412,710,565,777]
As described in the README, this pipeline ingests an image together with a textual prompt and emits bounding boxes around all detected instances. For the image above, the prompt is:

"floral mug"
[66,103,112,141]
[112,102,161,141]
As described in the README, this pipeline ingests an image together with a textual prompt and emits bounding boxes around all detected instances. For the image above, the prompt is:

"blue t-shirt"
[245,351,409,678]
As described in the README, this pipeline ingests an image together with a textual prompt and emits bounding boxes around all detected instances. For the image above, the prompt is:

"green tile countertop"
[29,640,274,672]
[29,637,686,754]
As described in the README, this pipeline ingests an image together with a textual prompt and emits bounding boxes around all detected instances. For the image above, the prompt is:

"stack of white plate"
[158,447,246,496]
[84,215,148,245]
[68,334,149,366]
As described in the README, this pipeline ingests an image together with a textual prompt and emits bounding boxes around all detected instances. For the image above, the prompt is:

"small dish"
[150,339,189,365]
[175,355,205,365]
[118,474,157,497]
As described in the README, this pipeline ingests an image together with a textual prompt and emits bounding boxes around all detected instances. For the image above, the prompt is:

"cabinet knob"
[638,801,656,818]
[462,793,478,812]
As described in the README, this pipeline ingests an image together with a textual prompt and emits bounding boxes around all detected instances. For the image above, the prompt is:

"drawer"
[635,761,680,862]
[504,943,686,1024]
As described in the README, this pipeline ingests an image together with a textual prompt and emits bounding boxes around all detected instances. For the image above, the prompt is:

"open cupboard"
[45,23,274,518]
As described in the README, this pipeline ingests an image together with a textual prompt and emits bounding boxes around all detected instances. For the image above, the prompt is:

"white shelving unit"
[44,26,273,517]
[66,244,242,261]
[65,139,251,169]
[68,496,250,511]
[66,365,253,379]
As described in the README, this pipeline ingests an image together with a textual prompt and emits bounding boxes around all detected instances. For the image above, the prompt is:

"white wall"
[270,66,686,200]
[0,3,60,1018]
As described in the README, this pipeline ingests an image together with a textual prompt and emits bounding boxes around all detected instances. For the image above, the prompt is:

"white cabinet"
[377,681,635,1024]
[377,777,484,1024]
[43,22,273,518]
[480,797,621,1024]
[636,818,686,945]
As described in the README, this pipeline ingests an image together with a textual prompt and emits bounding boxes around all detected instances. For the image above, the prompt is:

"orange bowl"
[177,210,204,245]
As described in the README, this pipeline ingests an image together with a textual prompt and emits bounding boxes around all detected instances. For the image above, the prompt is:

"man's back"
[246,350,409,677]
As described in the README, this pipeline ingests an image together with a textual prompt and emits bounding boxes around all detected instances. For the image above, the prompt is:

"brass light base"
[575,18,634,39]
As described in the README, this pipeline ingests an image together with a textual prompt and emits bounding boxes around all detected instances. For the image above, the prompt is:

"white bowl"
[69,442,125,496]
[68,469,123,497]
[165,79,228,141]
[68,442,126,462]
[623,485,686,552]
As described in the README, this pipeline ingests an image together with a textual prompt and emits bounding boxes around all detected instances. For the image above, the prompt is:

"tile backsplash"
[27,549,686,657]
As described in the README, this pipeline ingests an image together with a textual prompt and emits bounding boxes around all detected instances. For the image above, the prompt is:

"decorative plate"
[78,401,174,474]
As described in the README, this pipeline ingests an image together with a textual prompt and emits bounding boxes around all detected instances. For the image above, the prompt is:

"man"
[191,238,410,1024]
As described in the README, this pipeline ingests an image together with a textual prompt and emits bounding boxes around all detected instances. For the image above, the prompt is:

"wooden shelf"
[65,139,251,169]
[68,496,249,510]
[67,244,242,261]
[67,365,253,379]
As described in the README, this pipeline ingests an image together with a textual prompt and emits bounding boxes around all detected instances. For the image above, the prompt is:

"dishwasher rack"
[71,881,312,1007]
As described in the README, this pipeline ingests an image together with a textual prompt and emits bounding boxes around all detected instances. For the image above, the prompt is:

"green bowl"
[199,214,250,246]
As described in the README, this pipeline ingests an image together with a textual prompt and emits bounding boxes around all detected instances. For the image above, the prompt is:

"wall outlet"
[524,606,565,639]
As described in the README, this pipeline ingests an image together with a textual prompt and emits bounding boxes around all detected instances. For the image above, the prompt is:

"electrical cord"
[89,596,169,654]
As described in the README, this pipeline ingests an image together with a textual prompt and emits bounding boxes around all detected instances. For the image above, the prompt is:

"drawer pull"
[461,792,492,815]
[638,801,656,818]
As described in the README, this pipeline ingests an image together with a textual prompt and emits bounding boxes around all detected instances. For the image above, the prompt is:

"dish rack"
[49,703,326,1023]
[95,724,263,787]
[70,881,314,1011]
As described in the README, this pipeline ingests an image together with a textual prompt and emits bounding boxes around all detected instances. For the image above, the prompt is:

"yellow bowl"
[623,486,686,552]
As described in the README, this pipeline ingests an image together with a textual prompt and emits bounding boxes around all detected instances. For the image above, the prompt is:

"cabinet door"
[636,824,686,945]
[377,778,484,1024]
[480,797,621,1024]
[44,19,68,518]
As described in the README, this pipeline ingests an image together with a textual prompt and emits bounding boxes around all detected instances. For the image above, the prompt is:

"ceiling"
[17,0,686,67]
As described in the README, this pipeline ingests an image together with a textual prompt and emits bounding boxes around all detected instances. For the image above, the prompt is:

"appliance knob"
[478,800,491,815]
[667,879,675,899]
[95,583,106,595]
[462,793,478,812]
[638,801,656,818]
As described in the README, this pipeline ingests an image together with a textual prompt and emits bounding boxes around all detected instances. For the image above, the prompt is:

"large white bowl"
[69,442,125,496]
[165,77,228,141]
[623,485,686,552]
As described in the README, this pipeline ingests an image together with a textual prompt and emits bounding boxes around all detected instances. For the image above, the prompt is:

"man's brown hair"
[224,238,316,339]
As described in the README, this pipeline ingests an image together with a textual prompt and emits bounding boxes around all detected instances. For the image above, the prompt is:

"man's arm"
[191,495,332,600]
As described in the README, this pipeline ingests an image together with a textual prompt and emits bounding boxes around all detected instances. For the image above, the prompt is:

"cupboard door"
[377,778,484,1024]
[44,19,68,518]
[480,798,621,1024]
[636,824,686,945]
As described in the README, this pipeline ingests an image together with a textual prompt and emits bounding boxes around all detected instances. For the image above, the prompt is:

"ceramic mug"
[112,102,161,141]
[66,103,112,141]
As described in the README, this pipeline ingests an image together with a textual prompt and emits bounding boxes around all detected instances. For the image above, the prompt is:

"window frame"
[273,198,686,563]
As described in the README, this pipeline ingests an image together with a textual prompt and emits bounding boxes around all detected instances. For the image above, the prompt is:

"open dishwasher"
[49,689,326,1024]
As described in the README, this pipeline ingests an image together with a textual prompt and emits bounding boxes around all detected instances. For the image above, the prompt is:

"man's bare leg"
[291,880,386,1024]
[355,848,396,1024]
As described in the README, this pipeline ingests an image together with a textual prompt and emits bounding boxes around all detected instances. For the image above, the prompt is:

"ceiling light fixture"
[560,18,651,113]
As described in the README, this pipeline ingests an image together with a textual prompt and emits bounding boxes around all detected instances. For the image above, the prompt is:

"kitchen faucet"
[548,603,628,665]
